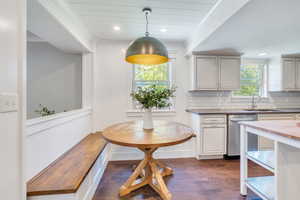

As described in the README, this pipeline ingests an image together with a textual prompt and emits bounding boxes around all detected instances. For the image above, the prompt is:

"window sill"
[230,96,270,103]
[126,109,176,117]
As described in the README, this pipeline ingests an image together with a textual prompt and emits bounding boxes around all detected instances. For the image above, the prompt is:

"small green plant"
[131,84,176,109]
[35,104,56,117]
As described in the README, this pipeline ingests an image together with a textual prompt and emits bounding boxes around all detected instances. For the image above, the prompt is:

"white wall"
[27,42,82,119]
[0,0,26,200]
[94,40,195,160]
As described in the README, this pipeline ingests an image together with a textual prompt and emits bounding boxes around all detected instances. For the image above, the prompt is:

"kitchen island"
[240,120,300,200]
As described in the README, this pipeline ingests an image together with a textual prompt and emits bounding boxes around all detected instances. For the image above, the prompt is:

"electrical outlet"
[0,93,18,113]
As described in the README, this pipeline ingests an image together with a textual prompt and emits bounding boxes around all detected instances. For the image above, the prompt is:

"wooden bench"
[27,133,109,200]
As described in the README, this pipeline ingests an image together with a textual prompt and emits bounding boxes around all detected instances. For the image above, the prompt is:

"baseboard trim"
[197,155,224,160]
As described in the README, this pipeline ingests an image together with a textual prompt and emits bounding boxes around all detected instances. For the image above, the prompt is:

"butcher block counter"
[239,120,300,200]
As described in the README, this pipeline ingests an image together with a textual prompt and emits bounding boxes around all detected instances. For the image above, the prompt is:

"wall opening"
[27,32,82,119]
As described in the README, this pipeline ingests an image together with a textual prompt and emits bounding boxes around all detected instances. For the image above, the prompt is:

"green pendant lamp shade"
[125,8,169,65]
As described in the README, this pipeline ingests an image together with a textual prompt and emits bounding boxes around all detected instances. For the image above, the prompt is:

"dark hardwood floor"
[93,158,272,200]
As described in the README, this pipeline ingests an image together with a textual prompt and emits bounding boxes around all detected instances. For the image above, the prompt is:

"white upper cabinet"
[282,58,296,90]
[191,55,241,91]
[296,59,300,89]
[219,57,241,90]
[269,57,300,91]
[195,56,219,90]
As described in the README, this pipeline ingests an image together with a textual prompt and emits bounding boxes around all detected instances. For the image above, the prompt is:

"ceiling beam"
[28,0,94,53]
[185,0,251,55]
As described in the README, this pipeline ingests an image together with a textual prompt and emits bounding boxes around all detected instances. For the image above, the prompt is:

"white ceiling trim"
[185,0,251,55]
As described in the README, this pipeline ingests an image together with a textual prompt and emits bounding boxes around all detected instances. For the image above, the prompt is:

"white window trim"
[232,58,269,99]
[128,52,177,114]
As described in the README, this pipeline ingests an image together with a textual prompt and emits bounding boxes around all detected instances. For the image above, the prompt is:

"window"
[132,63,171,90]
[132,62,173,110]
[233,59,268,97]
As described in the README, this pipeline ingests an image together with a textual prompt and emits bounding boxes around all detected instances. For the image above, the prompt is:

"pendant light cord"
[145,11,149,36]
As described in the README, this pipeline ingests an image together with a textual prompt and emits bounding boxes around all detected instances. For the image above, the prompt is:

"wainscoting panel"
[26,108,92,181]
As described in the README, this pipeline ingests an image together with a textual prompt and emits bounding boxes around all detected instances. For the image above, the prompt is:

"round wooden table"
[102,120,194,200]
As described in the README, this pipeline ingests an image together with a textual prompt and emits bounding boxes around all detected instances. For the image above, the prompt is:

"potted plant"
[35,104,56,117]
[131,84,176,129]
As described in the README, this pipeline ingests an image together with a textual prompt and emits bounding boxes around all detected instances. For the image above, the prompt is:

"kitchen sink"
[244,108,278,111]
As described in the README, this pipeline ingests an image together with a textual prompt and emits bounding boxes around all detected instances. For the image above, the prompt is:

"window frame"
[232,58,269,98]
[131,59,175,110]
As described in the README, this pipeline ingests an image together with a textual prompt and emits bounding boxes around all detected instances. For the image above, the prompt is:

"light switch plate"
[0,93,18,113]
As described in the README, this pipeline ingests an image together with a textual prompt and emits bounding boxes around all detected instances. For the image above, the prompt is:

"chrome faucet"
[251,95,259,110]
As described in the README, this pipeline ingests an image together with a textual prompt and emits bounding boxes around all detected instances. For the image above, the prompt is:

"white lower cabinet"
[202,125,226,155]
[191,114,227,159]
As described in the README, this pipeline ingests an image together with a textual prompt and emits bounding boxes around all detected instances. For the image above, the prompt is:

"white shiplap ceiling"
[64,0,219,41]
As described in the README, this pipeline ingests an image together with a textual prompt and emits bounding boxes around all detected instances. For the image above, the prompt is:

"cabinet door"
[282,59,296,90]
[219,57,241,90]
[296,59,300,89]
[195,56,219,90]
[202,126,226,155]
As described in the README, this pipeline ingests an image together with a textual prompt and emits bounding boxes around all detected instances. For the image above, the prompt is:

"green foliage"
[234,85,258,96]
[131,84,176,109]
[35,104,55,117]
[135,63,168,81]
[233,64,262,96]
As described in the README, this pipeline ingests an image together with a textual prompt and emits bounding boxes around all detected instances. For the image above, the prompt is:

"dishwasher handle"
[230,118,256,122]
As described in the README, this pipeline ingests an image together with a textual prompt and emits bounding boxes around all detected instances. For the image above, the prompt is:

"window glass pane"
[233,63,265,97]
[135,63,168,81]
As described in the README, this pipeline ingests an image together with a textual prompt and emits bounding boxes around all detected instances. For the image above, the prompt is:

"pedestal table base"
[119,147,173,200]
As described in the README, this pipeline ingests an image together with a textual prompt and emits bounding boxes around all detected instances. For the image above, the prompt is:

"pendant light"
[125,7,169,65]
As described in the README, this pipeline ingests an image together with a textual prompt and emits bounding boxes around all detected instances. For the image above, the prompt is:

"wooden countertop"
[240,120,300,141]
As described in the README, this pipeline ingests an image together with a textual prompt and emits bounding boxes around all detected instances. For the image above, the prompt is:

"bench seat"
[27,133,108,197]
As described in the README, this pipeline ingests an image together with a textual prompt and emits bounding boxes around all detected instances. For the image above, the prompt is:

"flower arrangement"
[131,84,176,129]
[131,84,176,109]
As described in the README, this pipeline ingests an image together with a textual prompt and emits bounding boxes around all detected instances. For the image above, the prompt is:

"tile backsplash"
[187,91,300,109]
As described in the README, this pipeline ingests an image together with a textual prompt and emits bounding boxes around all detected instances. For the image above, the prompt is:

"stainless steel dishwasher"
[227,114,258,158]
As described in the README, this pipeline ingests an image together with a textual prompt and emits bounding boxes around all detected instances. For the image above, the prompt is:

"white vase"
[143,108,153,130]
